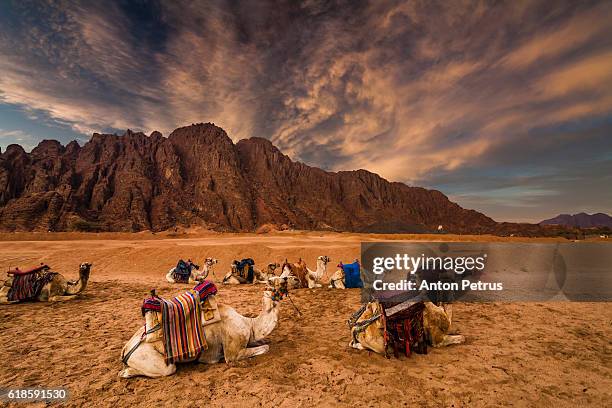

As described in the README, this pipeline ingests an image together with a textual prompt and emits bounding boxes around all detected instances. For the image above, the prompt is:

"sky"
[0,0,610,223]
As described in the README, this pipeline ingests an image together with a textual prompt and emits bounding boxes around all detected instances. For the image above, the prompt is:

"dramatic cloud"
[0,0,610,222]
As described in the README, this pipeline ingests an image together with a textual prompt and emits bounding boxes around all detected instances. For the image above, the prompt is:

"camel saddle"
[141,281,221,326]
[382,301,427,358]
[234,259,255,283]
[7,264,50,276]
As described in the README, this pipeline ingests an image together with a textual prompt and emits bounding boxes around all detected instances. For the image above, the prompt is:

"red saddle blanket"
[7,264,50,276]
[382,301,427,357]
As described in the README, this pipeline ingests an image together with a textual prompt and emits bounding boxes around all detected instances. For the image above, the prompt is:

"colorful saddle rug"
[7,267,57,302]
[141,281,218,315]
[193,280,218,299]
[140,281,219,364]
[161,290,206,364]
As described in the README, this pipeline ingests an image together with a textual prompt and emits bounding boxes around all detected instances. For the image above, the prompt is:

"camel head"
[280,260,293,277]
[318,256,331,264]
[204,258,218,267]
[79,262,92,276]
[267,262,280,274]
[264,276,289,309]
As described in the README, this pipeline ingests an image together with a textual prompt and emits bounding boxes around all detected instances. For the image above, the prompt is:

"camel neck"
[251,300,279,342]
[79,269,90,286]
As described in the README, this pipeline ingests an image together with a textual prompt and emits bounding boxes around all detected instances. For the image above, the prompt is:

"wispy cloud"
[0,129,38,152]
[0,0,610,220]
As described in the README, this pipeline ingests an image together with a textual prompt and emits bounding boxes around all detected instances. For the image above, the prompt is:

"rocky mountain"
[540,213,612,228]
[0,122,510,233]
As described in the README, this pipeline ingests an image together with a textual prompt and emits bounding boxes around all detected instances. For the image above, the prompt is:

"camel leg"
[118,367,146,379]
[121,342,177,378]
[165,268,176,283]
[47,295,78,302]
[349,340,365,350]
[230,345,270,362]
[222,332,269,363]
[433,334,466,348]
[120,330,177,378]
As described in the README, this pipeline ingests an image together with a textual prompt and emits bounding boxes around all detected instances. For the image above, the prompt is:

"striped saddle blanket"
[7,268,57,302]
[161,290,207,364]
[141,281,218,364]
[141,281,218,315]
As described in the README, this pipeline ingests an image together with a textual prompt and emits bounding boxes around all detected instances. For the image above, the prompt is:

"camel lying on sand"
[349,301,465,355]
[280,256,330,288]
[328,268,345,289]
[196,258,218,280]
[222,260,253,285]
[0,263,92,303]
[222,260,277,285]
[253,263,280,283]
[119,277,289,378]
[165,258,218,284]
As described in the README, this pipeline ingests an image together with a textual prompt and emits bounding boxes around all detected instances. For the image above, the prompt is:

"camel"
[329,260,362,289]
[280,256,330,288]
[195,258,218,281]
[349,301,465,355]
[279,259,308,289]
[0,262,92,303]
[222,259,268,285]
[166,258,217,284]
[253,262,280,284]
[328,267,345,289]
[222,270,242,285]
[222,260,249,285]
[119,277,289,378]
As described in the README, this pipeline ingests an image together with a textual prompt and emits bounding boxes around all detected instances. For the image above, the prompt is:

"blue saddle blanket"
[343,262,363,288]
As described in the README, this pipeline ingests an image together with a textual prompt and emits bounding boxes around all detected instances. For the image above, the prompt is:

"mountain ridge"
[0,122,560,235]
[540,213,612,228]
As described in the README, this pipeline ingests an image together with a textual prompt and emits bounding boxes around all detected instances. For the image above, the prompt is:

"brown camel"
[0,262,92,303]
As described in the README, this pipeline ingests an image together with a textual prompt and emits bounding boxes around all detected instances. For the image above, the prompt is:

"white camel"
[165,258,218,284]
[197,258,218,280]
[119,277,288,378]
[328,267,345,289]
[253,263,280,284]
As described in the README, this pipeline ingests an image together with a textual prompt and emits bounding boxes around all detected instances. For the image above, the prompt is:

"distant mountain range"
[0,122,572,236]
[540,213,612,228]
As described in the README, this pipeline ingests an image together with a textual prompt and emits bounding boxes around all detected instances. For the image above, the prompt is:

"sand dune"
[0,233,610,407]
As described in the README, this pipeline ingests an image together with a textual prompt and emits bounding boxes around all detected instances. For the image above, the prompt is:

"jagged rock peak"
[0,122,552,235]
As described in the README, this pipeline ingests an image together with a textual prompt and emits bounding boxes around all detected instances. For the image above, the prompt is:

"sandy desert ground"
[0,232,610,407]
